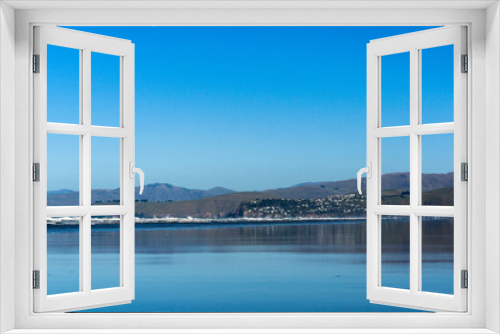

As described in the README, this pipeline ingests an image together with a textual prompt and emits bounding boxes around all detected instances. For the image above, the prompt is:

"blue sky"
[47,26,454,192]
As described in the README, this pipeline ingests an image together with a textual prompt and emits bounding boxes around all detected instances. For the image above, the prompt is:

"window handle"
[357,162,371,195]
[129,162,145,195]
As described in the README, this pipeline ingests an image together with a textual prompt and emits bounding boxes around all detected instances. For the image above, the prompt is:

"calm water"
[46,219,454,312]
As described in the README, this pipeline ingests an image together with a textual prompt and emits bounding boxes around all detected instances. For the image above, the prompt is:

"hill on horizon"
[134,185,453,219]
[47,172,453,205]
[135,192,281,218]
[262,172,453,200]
[47,183,235,206]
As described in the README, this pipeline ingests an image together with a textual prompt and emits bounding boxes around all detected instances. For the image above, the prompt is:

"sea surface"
[46,219,454,312]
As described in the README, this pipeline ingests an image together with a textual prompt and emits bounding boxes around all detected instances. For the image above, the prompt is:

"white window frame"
[366,26,468,312]
[33,26,136,313]
[1,1,499,333]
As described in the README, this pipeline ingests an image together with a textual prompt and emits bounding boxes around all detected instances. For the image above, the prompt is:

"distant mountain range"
[47,183,235,206]
[47,172,453,206]
[262,172,453,200]
[47,189,76,195]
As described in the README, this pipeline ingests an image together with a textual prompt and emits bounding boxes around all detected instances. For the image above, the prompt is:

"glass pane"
[421,217,454,294]
[47,133,80,206]
[381,215,410,290]
[47,216,80,295]
[381,136,410,205]
[47,45,80,124]
[421,133,454,206]
[91,137,121,205]
[421,45,454,124]
[381,52,410,127]
[91,52,120,127]
[91,216,121,290]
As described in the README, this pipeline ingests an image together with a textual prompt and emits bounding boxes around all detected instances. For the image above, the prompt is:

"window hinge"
[461,162,468,181]
[33,54,40,73]
[461,54,468,73]
[33,163,40,182]
[461,270,468,289]
[33,270,40,289]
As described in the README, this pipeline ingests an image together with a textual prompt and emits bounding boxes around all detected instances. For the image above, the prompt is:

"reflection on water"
[381,218,410,290]
[46,219,453,312]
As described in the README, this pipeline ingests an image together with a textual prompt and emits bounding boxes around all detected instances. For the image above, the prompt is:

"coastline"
[47,216,367,225]
[136,216,367,224]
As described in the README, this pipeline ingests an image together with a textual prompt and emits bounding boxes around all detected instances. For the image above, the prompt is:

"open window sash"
[366,26,467,312]
[33,26,136,312]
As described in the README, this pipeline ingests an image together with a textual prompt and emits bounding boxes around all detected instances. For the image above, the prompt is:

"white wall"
[0,2,16,333]
[1,3,495,332]
[485,2,500,332]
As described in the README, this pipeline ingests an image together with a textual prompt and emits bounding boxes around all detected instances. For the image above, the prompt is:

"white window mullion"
[81,48,92,295]
[78,48,84,294]
[46,123,129,137]
[373,205,455,217]
[372,126,411,138]
[409,47,421,295]
[120,216,124,287]
[119,55,125,287]
[79,217,83,292]
[33,26,49,308]
[416,48,423,293]
[413,123,454,135]
[82,48,91,209]
[47,123,88,135]
[45,205,131,217]
[409,213,421,293]
[453,26,468,307]
[366,45,380,299]
[121,47,135,294]
[377,214,382,287]
[90,126,129,138]
[82,214,91,294]
[373,124,455,138]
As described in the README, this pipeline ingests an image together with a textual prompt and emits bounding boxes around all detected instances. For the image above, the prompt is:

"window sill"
[3,329,497,334]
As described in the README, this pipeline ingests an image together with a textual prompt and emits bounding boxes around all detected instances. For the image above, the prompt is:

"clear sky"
[46,26,454,192]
